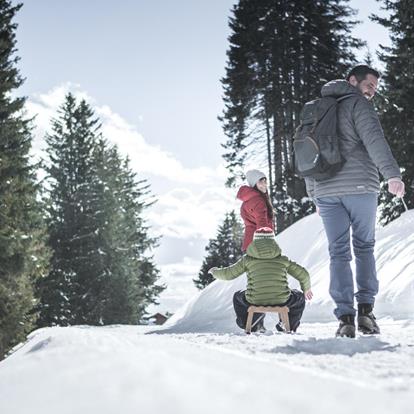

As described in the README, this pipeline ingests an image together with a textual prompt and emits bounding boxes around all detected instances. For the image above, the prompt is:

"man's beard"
[357,83,374,100]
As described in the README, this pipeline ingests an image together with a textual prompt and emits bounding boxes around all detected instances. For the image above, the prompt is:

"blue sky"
[14,0,391,312]
[16,0,235,168]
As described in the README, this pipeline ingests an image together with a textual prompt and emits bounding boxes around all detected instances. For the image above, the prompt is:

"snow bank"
[159,210,414,333]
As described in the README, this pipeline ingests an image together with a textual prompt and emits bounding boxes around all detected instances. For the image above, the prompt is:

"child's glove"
[304,289,313,301]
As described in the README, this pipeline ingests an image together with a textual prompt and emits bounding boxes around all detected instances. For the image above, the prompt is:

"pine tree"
[37,96,163,326]
[372,0,414,224]
[82,139,130,324]
[194,211,243,289]
[37,94,104,326]
[221,0,363,231]
[0,0,49,358]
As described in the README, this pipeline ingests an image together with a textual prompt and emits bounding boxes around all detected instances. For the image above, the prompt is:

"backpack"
[293,95,352,181]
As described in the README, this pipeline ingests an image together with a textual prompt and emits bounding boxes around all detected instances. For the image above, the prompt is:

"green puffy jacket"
[211,237,310,305]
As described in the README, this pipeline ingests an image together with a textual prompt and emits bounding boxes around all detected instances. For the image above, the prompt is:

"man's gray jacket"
[304,80,401,199]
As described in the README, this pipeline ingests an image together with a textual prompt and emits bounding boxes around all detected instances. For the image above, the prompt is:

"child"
[209,227,312,333]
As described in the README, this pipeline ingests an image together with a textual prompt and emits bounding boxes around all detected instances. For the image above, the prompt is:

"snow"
[160,210,414,333]
[0,322,413,414]
[1,211,414,413]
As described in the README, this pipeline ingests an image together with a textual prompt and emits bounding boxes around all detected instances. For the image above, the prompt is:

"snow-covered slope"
[160,210,414,333]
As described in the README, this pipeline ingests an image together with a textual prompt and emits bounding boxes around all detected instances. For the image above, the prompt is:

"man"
[305,65,405,338]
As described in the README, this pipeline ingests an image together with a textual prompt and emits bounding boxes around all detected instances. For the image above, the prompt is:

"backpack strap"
[336,93,355,103]
[336,93,362,160]
[309,98,336,135]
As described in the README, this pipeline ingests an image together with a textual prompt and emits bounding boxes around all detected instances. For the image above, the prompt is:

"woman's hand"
[208,267,218,275]
[304,289,313,301]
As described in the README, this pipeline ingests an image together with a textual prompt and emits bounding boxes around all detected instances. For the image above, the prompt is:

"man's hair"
[346,65,380,82]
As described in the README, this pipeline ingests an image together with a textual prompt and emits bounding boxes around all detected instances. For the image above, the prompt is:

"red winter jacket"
[237,186,275,251]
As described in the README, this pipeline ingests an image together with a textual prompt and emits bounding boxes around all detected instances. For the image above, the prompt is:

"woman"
[237,169,275,251]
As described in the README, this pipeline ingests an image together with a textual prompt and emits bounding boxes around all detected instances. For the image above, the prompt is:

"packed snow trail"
[1,321,413,414]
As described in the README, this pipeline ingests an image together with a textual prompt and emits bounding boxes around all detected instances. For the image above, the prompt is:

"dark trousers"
[233,289,306,332]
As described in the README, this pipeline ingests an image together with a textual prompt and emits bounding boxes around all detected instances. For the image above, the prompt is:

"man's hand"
[208,267,218,275]
[304,289,313,301]
[388,177,405,198]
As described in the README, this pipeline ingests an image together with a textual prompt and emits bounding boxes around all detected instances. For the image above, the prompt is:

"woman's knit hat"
[246,169,266,187]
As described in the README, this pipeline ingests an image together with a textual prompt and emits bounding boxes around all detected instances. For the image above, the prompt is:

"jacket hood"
[321,79,362,98]
[246,237,281,259]
[237,185,261,202]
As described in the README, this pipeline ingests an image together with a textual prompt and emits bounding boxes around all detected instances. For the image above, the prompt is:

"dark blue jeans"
[316,193,379,318]
[233,289,306,332]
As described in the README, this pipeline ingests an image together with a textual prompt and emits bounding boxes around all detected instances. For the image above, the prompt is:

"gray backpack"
[293,95,352,181]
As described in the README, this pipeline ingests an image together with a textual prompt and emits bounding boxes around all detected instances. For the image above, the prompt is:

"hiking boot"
[251,315,265,333]
[275,321,285,333]
[336,315,356,338]
[358,304,380,335]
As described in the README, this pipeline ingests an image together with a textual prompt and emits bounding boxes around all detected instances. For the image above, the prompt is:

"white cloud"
[26,83,228,186]
[148,186,239,239]
[148,257,200,314]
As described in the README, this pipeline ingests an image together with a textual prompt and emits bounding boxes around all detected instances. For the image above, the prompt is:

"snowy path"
[1,320,413,414]
[171,319,414,392]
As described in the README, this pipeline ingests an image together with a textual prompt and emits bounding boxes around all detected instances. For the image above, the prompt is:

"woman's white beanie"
[246,169,266,187]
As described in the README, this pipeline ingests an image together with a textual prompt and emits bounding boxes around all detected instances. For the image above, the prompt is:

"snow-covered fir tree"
[194,211,243,289]
[0,0,50,359]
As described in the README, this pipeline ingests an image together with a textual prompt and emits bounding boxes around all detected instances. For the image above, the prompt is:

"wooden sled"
[245,305,290,334]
